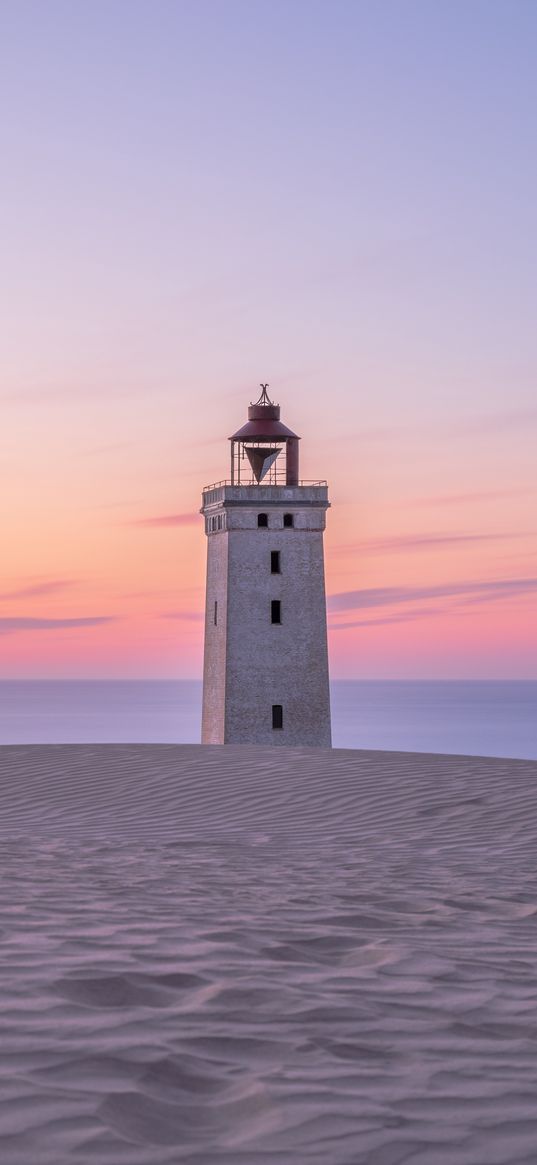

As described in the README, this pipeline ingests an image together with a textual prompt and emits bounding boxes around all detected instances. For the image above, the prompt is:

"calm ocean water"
[0,681,535,759]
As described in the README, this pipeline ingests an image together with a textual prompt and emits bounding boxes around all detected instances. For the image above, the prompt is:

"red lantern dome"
[229,386,300,485]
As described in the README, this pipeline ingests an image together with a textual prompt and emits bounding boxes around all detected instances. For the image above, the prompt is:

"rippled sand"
[1,744,537,1164]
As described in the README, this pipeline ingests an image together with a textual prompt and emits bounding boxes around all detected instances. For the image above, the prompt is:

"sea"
[0,680,535,759]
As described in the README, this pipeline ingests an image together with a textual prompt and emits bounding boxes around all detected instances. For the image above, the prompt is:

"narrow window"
[258,513,268,528]
[271,599,281,624]
[283,513,293,528]
[214,600,218,626]
[271,550,280,574]
[272,704,283,730]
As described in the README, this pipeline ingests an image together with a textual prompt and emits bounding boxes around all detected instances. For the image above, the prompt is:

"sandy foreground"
[1,745,537,1164]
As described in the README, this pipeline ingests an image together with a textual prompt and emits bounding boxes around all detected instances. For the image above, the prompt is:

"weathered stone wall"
[201,528,228,744]
[201,486,331,747]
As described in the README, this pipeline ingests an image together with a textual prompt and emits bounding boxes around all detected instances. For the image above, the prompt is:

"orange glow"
[2,386,536,678]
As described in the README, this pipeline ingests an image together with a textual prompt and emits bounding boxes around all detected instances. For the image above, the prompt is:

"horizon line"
[1,677,535,684]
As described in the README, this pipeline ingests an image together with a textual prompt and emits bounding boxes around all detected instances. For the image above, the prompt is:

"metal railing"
[202,479,327,492]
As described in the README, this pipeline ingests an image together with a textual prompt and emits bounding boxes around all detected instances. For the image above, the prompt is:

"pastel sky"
[1,0,536,679]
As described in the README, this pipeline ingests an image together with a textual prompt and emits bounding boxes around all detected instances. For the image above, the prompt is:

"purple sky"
[1,0,536,677]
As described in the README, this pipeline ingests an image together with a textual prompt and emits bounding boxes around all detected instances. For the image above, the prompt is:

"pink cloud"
[328,576,537,614]
[131,513,199,528]
[0,579,77,602]
[160,611,204,621]
[336,532,526,556]
[405,487,535,508]
[330,606,445,630]
[0,616,116,636]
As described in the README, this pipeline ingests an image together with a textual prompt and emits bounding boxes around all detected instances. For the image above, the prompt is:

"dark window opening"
[272,704,283,730]
[271,550,280,574]
[214,600,218,626]
[283,513,293,528]
[271,599,281,624]
[258,513,268,528]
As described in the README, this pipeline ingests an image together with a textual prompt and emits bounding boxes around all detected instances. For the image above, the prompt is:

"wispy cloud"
[131,513,199,528]
[330,607,445,630]
[160,611,204,621]
[0,386,74,405]
[0,380,174,406]
[0,579,76,602]
[82,441,134,457]
[328,576,537,614]
[451,408,537,437]
[325,425,399,445]
[0,616,116,636]
[406,487,534,509]
[338,532,524,556]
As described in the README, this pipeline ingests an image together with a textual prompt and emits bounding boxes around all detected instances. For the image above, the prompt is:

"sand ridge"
[1,744,537,1163]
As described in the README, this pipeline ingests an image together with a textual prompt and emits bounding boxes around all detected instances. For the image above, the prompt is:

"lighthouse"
[201,386,331,746]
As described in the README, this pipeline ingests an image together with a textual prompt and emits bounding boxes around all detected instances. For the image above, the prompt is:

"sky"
[1,0,536,679]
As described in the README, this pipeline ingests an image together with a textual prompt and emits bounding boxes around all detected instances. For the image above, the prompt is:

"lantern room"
[229,385,300,486]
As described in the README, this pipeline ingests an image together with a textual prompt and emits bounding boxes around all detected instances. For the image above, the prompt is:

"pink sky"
[1,381,536,678]
[1,2,536,678]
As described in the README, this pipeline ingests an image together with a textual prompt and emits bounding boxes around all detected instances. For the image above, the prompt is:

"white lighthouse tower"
[201,386,331,747]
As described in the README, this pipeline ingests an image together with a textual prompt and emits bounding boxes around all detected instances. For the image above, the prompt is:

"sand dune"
[1,744,537,1163]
